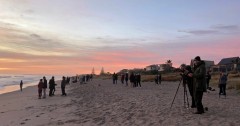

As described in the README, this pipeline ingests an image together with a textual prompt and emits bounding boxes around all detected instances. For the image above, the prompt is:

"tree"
[92,67,95,75]
[166,60,172,64]
[100,67,105,75]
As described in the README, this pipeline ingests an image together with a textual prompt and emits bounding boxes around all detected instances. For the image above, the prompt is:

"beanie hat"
[194,56,201,61]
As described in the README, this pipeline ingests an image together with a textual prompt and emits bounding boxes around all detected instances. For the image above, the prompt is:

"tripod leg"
[170,79,182,109]
[185,87,189,108]
[184,85,186,107]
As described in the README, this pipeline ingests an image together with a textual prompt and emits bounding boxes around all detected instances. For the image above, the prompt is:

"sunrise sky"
[0,0,239,75]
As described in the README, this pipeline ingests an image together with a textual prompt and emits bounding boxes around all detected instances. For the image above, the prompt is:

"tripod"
[170,78,189,109]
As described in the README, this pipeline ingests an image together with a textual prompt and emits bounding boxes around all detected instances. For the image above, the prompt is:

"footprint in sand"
[25,106,34,110]
[23,119,31,121]
[20,122,25,125]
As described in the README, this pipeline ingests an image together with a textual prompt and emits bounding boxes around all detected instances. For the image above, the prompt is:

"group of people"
[130,73,141,87]
[72,74,93,84]
[181,56,229,114]
[181,56,208,114]
[37,76,68,99]
[113,72,141,87]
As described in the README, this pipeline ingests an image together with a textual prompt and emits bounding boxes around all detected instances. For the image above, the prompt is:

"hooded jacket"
[193,61,207,92]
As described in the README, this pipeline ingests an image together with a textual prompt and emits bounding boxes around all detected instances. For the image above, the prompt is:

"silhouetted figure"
[86,74,90,82]
[155,74,162,84]
[130,72,135,87]
[184,65,196,108]
[112,73,116,84]
[136,74,141,87]
[206,71,211,90]
[121,74,125,84]
[134,74,137,87]
[125,73,129,86]
[90,74,93,81]
[219,72,228,98]
[20,80,23,91]
[38,79,44,99]
[49,76,56,96]
[61,76,67,96]
[191,56,206,114]
[115,73,118,84]
[43,76,47,98]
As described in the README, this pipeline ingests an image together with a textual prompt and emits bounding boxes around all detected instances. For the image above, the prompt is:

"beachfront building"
[145,63,172,72]
[190,59,214,71]
[159,64,172,72]
[145,64,159,71]
[211,57,240,73]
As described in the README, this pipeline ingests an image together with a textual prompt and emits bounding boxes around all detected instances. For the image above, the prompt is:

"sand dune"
[0,79,239,126]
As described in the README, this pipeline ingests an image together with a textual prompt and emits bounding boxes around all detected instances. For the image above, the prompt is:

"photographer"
[180,64,196,108]
[188,56,206,114]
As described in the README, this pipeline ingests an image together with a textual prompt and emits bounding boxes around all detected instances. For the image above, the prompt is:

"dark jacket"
[125,73,129,81]
[130,73,135,83]
[49,79,55,89]
[43,79,48,89]
[193,61,207,92]
[61,79,67,88]
[38,81,44,89]
[219,74,228,85]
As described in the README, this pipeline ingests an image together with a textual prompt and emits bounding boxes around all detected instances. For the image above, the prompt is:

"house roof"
[190,59,214,67]
[218,57,239,65]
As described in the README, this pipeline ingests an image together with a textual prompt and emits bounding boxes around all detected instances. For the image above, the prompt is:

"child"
[38,79,44,99]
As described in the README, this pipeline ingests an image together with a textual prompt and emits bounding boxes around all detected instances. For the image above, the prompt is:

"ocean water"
[0,74,62,94]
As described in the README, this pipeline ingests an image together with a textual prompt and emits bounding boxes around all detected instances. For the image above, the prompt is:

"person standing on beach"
[136,73,141,87]
[38,79,44,99]
[115,73,118,84]
[61,76,67,96]
[43,76,47,98]
[184,65,196,108]
[112,73,116,84]
[155,73,162,84]
[188,56,206,114]
[219,72,228,97]
[121,74,125,84]
[125,72,129,86]
[206,71,211,90]
[130,72,135,87]
[20,80,23,91]
[49,76,55,96]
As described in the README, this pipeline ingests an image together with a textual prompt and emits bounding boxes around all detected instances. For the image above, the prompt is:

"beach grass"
[209,73,240,91]
[96,72,240,91]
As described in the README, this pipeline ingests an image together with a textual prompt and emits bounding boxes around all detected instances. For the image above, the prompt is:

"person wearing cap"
[43,76,48,98]
[188,56,206,114]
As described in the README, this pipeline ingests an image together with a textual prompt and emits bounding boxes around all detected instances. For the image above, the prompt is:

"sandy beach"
[0,79,239,126]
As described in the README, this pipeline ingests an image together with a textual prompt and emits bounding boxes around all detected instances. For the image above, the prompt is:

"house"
[145,63,172,72]
[159,64,172,71]
[190,59,214,71]
[145,64,159,71]
[211,57,240,72]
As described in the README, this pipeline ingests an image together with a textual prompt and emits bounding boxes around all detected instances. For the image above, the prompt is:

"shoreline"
[0,82,38,95]
[0,80,62,95]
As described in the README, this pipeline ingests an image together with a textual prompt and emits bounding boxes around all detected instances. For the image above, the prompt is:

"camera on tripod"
[170,65,191,109]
